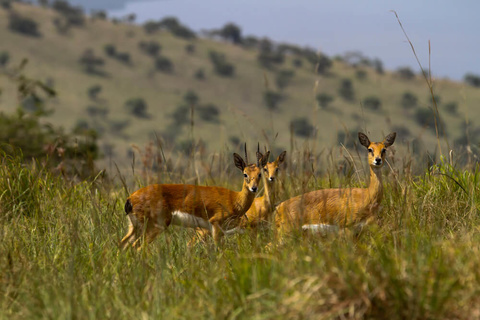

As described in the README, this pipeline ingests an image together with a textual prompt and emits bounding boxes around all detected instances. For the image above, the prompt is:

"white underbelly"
[302,224,339,235]
[171,211,212,232]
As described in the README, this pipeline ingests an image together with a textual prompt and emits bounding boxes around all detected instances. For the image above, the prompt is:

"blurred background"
[1,0,479,179]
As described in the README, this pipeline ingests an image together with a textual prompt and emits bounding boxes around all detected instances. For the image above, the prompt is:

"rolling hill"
[1,1,479,171]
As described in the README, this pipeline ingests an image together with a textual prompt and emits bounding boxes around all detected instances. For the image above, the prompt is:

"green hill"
[1,2,479,170]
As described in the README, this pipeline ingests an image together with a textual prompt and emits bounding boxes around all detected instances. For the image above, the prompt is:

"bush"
[464,73,480,87]
[372,58,384,74]
[183,90,199,106]
[217,23,242,44]
[170,105,189,126]
[86,105,108,118]
[104,44,116,57]
[8,13,41,37]
[139,40,161,57]
[444,102,458,115]
[209,51,235,77]
[427,94,441,106]
[290,117,315,138]
[275,69,295,90]
[292,58,303,68]
[315,54,332,75]
[356,69,367,80]
[87,85,102,100]
[52,0,85,26]
[194,68,205,80]
[115,52,131,64]
[338,78,355,102]
[363,96,382,110]
[144,17,196,39]
[401,92,418,109]
[264,90,283,111]
[316,93,334,108]
[125,98,149,118]
[198,104,220,123]
[415,107,444,131]
[0,51,10,67]
[396,67,415,80]
[257,42,284,69]
[185,43,195,54]
[155,56,174,73]
[79,49,105,75]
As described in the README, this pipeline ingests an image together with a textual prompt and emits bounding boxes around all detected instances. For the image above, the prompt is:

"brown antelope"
[120,147,267,249]
[190,150,287,244]
[274,132,396,236]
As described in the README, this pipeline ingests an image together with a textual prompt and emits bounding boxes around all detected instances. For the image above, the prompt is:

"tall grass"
[1,142,480,319]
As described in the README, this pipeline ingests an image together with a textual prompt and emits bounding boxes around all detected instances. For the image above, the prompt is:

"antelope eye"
[275,168,279,172]
[244,173,248,178]
[368,148,373,153]
[381,148,386,154]
[258,173,262,178]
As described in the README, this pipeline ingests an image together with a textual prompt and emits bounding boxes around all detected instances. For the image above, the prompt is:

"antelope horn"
[244,142,248,165]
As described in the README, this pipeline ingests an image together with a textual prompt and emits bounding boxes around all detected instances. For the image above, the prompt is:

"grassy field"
[2,2,480,172]
[1,140,480,319]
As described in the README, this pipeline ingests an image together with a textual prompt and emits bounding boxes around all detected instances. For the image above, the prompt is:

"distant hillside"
[1,1,480,170]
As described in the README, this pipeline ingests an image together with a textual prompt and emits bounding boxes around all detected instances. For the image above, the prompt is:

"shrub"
[104,44,116,57]
[183,90,199,106]
[198,104,220,123]
[160,17,196,39]
[401,92,418,109]
[155,56,174,73]
[464,73,480,87]
[444,102,458,115]
[356,69,367,80]
[125,98,149,118]
[170,105,189,126]
[415,107,444,131]
[290,117,315,138]
[372,58,384,74]
[185,43,195,54]
[139,40,161,57]
[8,13,40,37]
[87,85,102,100]
[79,49,105,75]
[396,66,415,80]
[115,52,131,64]
[86,105,108,118]
[363,96,382,110]
[264,90,283,111]
[427,94,441,106]
[209,51,235,77]
[218,23,242,44]
[292,58,303,68]
[194,68,205,80]
[0,51,10,67]
[316,93,334,108]
[315,54,332,75]
[338,78,355,102]
[275,69,295,90]
[52,0,85,26]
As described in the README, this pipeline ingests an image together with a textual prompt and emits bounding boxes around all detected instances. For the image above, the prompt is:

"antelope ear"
[277,151,287,164]
[261,151,270,167]
[233,153,246,171]
[383,132,397,148]
[358,132,371,148]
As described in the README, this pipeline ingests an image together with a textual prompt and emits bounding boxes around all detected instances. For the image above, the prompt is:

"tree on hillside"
[338,78,355,102]
[139,41,161,57]
[209,51,235,77]
[0,51,10,67]
[79,49,105,75]
[264,90,283,111]
[52,0,85,27]
[396,67,415,80]
[316,93,334,109]
[8,13,41,37]
[218,23,242,44]
[464,73,480,88]
[155,56,174,73]
[290,117,315,138]
[401,92,418,109]
[275,69,295,90]
[87,85,102,101]
[125,97,149,118]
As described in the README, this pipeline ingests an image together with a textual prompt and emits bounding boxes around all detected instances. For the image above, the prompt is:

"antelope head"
[358,132,396,168]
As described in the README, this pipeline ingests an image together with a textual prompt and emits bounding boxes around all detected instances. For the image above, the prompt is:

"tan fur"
[189,151,286,245]
[120,152,266,250]
[275,132,396,235]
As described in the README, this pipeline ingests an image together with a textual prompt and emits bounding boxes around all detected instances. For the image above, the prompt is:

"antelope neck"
[368,165,384,203]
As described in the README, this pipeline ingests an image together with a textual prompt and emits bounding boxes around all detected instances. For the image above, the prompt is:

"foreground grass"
[1,151,480,319]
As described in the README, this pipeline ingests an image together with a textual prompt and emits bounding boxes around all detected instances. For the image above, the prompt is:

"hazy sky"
[71,0,479,81]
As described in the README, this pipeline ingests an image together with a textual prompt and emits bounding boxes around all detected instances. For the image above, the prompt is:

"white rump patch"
[224,227,246,236]
[302,224,339,236]
[171,211,212,232]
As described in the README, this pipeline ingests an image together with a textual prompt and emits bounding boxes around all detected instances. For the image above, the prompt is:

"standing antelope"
[120,147,267,249]
[190,150,287,244]
[274,132,396,236]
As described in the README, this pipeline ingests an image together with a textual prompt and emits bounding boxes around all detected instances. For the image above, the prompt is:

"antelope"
[120,146,267,249]
[274,132,396,236]
[190,150,287,244]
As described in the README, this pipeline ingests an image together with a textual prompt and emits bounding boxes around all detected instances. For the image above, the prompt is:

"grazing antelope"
[190,150,287,244]
[274,132,396,236]
[120,147,267,249]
